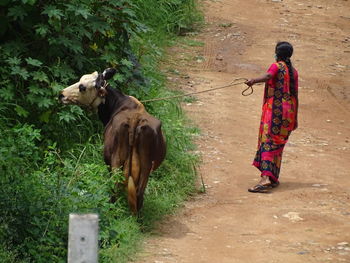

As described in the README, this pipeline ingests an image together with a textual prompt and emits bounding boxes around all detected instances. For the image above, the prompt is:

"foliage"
[132,0,202,35]
[0,0,202,262]
[0,0,148,147]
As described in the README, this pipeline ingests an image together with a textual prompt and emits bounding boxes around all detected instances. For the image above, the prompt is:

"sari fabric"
[253,62,298,182]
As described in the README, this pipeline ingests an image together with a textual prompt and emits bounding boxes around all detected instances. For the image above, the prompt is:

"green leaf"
[34,24,49,37]
[113,73,125,82]
[68,41,83,54]
[101,53,117,64]
[58,111,76,123]
[71,105,84,114]
[65,3,90,19]
[11,66,29,80]
[39,110,52,123]
[42,5,64,19]
[32,71,49,83]
[51,82,65,93]
[29,85,45,95]
[26,57,43,67]
[26,93,38,104]
[37,98,53,109]
[133,20,149,34]
[70,26,92,39]
[120,58,133,68]
[88,17,110,33]
[15,105,29,117]
[8,6,27,21]
[6,57,21,66]
[21,0,37,5]
[0,86,15,101]
[51,63,75,81]
[75,8,91,19]
[121,8,136,18]
[50,37,83,54]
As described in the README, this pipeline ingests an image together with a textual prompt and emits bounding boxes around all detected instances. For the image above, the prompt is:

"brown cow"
[58,68,166,214]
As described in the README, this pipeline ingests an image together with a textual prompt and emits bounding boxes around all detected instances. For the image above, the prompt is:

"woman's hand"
[245,79,255,86]
[245,73,272,86]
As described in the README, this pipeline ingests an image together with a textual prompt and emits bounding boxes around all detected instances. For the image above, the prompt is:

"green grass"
[180,38,205,47]
[218,22,235,28]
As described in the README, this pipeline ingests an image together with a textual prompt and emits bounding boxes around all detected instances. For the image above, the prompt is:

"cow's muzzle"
[58,93,64,101]
[58,92,71,104]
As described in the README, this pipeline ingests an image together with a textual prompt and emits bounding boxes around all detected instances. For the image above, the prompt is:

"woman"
[245,41,299,193]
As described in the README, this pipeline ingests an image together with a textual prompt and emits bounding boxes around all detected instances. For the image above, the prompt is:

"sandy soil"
[136,0,350,262]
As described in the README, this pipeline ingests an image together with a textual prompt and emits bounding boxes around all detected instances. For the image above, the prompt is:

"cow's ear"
[102,68,117,80]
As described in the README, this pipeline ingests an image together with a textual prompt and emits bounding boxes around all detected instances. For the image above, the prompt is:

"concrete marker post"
[68,213,99,263]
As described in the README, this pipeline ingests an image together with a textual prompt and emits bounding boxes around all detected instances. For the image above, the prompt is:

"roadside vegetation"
[0,0,202,262]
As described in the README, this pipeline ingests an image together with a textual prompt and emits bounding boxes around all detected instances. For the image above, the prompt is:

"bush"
[0,0,148,147]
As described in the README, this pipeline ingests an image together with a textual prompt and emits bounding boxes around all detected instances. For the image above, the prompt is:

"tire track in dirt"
[202,39,216,70]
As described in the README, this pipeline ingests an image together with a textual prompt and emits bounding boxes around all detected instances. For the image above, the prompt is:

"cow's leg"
[152,127,166,171]
[135,124,156,211]
[109,121,130,203]
[110,121,130,170]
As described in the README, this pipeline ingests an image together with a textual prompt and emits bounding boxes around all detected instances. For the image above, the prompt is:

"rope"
[241,85,254,96]
[141,78,252,103]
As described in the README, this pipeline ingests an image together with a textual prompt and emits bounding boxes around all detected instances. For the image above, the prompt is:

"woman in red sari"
[245,41,299,193]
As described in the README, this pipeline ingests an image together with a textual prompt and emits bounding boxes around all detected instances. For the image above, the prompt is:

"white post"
[68,213,99,263]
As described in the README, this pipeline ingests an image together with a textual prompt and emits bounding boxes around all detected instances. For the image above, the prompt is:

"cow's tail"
[127,117,140,215]
[127,147,138,214]
[127,176,137,214]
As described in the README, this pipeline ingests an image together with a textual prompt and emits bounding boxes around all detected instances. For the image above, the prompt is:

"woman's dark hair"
[275,41,296,96]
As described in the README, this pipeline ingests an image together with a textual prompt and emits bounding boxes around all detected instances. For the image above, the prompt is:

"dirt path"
[137,0,350,262]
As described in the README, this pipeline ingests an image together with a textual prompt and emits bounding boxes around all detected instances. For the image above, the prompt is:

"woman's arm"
[245,73,272,86]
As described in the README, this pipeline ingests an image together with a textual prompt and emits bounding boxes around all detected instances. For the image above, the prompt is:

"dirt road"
[137,0,350,262]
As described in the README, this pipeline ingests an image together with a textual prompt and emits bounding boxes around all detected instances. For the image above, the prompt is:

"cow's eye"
[79,84,86,92]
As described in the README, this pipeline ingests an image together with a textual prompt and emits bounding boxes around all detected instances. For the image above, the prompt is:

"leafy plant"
[0,0,146,143]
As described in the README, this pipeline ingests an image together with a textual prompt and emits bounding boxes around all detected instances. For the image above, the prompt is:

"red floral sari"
[253,61,298,182]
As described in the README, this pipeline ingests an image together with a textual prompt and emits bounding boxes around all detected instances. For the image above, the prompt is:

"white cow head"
[59,68,116,110]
